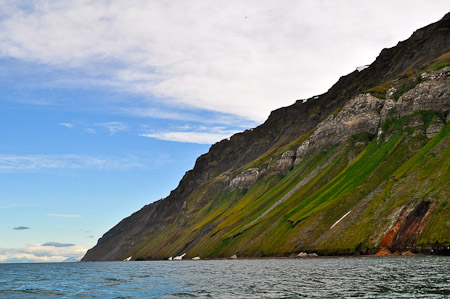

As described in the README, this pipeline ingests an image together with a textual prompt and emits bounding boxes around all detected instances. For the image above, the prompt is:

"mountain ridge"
[83,13,450,261]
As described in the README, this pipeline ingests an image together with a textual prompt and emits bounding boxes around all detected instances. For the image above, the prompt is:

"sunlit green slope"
[125,111,450,259]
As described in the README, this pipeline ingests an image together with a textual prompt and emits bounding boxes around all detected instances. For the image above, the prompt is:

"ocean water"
[0,257,449,298]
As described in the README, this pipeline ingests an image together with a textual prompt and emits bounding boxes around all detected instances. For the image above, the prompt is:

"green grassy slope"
[126,111,450,259]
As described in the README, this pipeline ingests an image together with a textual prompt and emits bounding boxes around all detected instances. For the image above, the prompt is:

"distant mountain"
[83,13,450,261]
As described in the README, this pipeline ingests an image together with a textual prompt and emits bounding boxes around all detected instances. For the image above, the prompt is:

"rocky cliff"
[83,13,450,261]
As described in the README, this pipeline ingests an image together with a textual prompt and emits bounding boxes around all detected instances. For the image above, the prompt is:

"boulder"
[296,252,308,258]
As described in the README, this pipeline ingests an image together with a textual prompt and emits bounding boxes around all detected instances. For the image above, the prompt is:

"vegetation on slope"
[82,13,450,261]
[122,111,449,259]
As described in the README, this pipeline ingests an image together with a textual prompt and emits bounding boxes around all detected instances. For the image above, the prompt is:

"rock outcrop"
[229,168,260,190]
[269,151,296,174]
[397,68,450,117]
[427,117,445,139]
[293,66,450,166]
[294,94,383,164]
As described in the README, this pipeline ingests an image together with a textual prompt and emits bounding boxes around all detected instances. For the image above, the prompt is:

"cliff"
[83,13,450,261]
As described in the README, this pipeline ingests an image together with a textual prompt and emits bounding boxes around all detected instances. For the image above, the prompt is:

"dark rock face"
[82,13,450,261]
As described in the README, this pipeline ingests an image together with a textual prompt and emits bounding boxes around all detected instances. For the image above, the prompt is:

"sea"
[0,256,449,298]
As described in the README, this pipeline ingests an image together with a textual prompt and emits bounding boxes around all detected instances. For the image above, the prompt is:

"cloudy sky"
[0,1,449,263]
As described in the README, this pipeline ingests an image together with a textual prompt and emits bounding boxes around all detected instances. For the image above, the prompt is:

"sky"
[0,1,449,263]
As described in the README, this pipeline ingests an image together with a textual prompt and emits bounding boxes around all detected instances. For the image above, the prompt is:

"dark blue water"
[0,257,449,298]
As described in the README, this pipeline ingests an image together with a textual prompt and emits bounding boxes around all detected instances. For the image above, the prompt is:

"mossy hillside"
[426,51,450,71]
[128,121,447,259]
[286,133,403,224]
[208,116,448,256]
[233,149,353,256]
[391,122,450,245]
[192,144,354,257]
[172,146,348,258]
[202,149,331,242]
[120,103,447,259]
[223,145,341,238]
[237,116,446,256]
[394,119,450,179]
[125,107,450,260]
[203,132,399,257]
[312,120,450,253]
[312,137,422,253]
[129,174,282,259]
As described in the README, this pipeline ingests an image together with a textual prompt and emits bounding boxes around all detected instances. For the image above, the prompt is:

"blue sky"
[0,1,449,262]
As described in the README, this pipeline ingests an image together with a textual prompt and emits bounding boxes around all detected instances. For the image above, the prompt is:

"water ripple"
[0,257,449,298]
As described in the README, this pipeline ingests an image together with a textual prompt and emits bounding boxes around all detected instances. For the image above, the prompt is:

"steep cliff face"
[83,13,450,261]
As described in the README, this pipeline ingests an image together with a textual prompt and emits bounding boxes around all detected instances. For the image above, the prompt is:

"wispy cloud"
[58,121,132,135]
[42,242,75,247]
[0,203,37,209]
[0,153,147,172]
[46,213,81,218]
[94,121,128,135]
[140,126,239,144]
[13,226,30,230]
[0,1,447,122]
[123,106,257,128]
[85,128,96,134]
[58,122,74,128]
[0,243,86,263]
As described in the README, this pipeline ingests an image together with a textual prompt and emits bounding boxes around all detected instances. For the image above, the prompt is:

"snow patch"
[356,65,369,72]
[330,210,352,229]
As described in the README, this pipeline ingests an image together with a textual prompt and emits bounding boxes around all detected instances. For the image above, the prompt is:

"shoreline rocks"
[296,252,319,258]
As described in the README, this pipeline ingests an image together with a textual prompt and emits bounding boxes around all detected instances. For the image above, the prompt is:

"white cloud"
[0,203,37,209]
[0,153,147,172]
[140,125,239,144]
[58,122,74,128]
[46,214,82,218]
[85,128,97,134]
[0,1,448,122]
[140,131,234,144]
[124,106,257,128]
[94,121,129,135]
[0,243,86,263]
